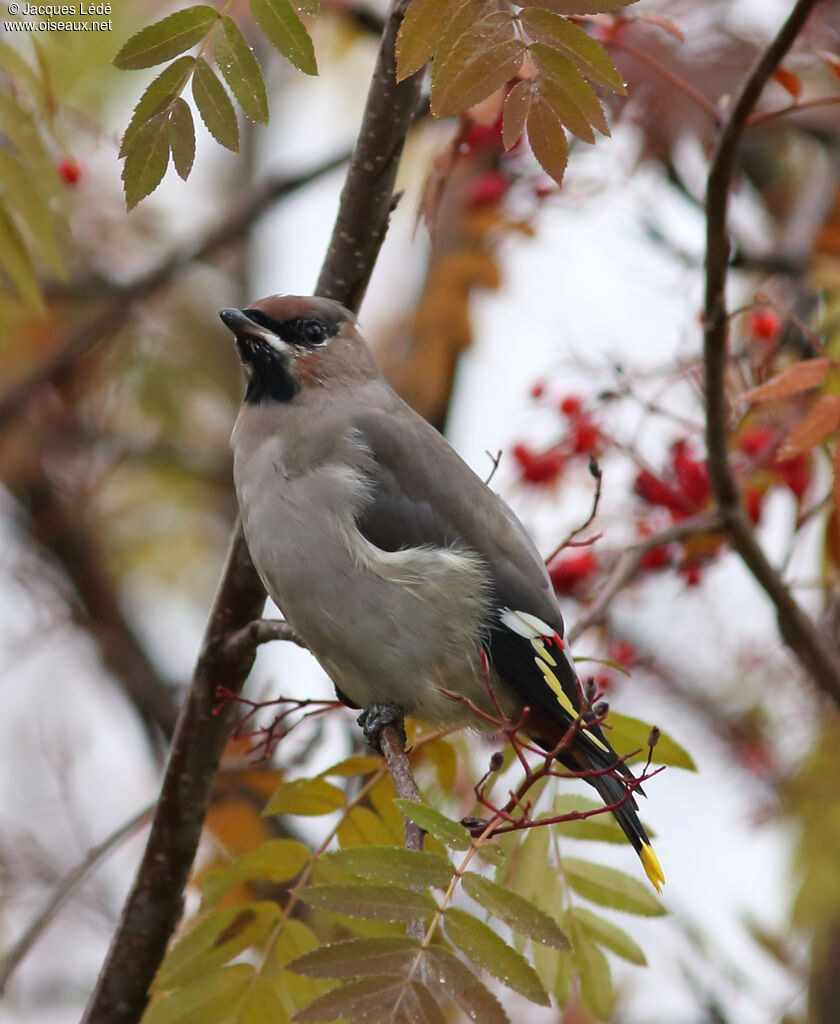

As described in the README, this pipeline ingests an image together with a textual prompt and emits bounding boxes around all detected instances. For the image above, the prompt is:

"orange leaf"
[778,394,840,459]
[503,79,532,150]
[772,66,802,99]
[431,12,525,118]
[740,358,831,403]
[396,0,466,82]
[526,88,569,185]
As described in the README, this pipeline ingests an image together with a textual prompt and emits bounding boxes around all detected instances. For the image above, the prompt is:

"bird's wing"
[351,404,612,750]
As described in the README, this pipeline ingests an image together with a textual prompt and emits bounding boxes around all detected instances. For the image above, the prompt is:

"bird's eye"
[302,320,327,345]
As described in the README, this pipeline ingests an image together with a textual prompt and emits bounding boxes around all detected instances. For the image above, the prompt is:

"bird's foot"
[357,704,406,752]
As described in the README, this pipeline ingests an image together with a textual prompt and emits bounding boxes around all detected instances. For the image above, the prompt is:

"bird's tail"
[585,762,665,893]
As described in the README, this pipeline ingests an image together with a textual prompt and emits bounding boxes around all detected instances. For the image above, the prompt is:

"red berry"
[530,381,546,400]
[572,417,603,456]
[607,641,637,667]
[640,544,670,570]
[547,550,599,595]
[775,452,811,500]
[679,563,703,587]
[57,155,81,186]
[465,171,508,207]
[461,114,504,154]
[634,469,684,511]
[749,309,780,341]
[512,443,566,485]
[738,425,775,458]
[560,395,583,416]
[671,440,710,509]
[743,486,763,524]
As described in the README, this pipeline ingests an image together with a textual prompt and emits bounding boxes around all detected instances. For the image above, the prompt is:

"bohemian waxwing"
[220,294,665,892]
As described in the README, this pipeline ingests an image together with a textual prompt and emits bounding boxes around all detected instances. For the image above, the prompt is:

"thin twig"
[0,804,153,996]
[702,0,840,705]
[221,618,309,665]
[484,449,502,486]
[546,456,603,563]
[568,510,725,645]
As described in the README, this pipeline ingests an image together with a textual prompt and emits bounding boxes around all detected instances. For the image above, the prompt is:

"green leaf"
[236,975,290,1024]
[518,8,626,93]
[265,777,346,816]
[0,149,64,277]
[287,936,422,978]
[0,205,43,310]
[114,6,220,70]
[201,838,311,909]
[606,711,696,770]
[120,56,195,158]
[249,0,317,75]
[431,12,525,119]
[214,17,269,124]
[152,902,281,991]
[395,0,458,81]
[568,906,647,965]
[323,847,455,889]
[526,90,568,186]
[168,98,196,181]
[275,919,321,965]
[320,755,382,777]
[552,794,628,844]
[122,111,171,210]
[426,946,511,1024]
[574,934,613,1019]
[444,907,550,1005]
[192,58,239,152]
[502,78,532,150]
[143,964,255,1024]
[563,858,666,916]
[393,800,471,850]
[338,806,397,848]
[297,883,437,922]
[293,975,410,1024]
[531,43,609,136]
[462,872,570,948]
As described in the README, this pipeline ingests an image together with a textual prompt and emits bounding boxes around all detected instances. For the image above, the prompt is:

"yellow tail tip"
[640,843,665,893]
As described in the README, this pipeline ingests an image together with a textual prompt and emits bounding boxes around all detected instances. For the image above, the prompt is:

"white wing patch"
[500,608,556,639]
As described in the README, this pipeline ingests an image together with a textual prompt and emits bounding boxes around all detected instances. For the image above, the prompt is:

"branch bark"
[82,4,423,1020]
[702,0,840,705]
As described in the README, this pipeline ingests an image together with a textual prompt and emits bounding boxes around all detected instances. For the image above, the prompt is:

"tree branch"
[0,151,350,434]
[702,0,840,705]
[82,4,424,1019]
[568,511,725,645]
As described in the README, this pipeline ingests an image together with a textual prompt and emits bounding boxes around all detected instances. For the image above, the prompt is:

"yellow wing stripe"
[531,637,556,666]
[533,657,610,754]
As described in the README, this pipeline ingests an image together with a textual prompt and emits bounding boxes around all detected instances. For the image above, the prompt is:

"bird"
[219,293,665,893]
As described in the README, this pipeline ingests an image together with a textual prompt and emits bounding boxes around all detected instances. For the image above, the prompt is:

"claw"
[357,703,406,752]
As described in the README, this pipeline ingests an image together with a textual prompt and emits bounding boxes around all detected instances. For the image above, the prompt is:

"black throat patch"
[238,337,300,405]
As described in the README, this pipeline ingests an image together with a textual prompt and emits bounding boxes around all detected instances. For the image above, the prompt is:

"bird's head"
[219,294,374,404]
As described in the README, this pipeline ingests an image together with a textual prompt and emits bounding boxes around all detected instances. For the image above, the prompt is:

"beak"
[219,308,287,351]
[220,308,257,334]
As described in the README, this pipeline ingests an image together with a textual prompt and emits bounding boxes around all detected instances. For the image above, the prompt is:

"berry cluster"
[513,392,604,488]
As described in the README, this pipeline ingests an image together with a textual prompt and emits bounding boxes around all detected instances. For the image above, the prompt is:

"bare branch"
[0,804,153,996]
[702,0,840,705]
[83,3,424,1019]
[568,511,725,645]
[221,618,309,664]
[546,456,603,563]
